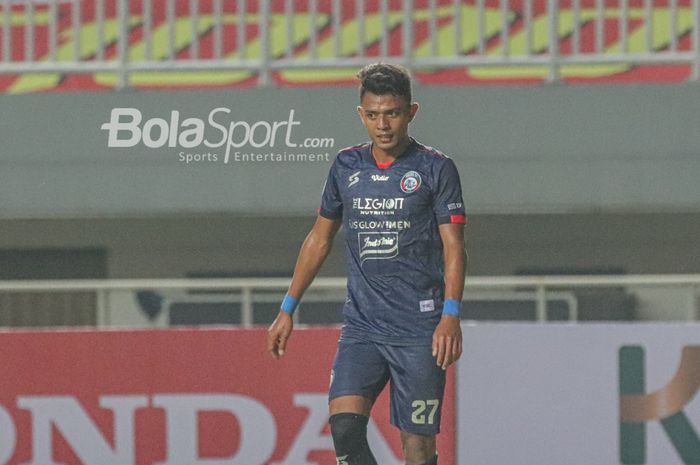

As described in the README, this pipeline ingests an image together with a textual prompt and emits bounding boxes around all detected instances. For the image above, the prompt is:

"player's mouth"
[376,134,393,144]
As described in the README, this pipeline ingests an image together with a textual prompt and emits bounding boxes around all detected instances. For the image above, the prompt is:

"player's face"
[357,92,418,159]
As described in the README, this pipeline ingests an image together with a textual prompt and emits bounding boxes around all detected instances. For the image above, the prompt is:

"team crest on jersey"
[400,171,422,193]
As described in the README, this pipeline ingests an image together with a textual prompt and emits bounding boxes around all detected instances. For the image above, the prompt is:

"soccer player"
[267,63,467,465]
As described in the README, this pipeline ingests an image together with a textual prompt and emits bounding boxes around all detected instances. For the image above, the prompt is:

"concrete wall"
[2,83,700,216]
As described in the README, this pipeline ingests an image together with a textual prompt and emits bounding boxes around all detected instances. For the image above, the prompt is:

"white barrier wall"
[457,323,700,465]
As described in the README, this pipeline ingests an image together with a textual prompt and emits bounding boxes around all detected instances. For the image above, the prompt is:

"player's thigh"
[329,395,373,416]
[329,337,390,410]
[381,344,446,435]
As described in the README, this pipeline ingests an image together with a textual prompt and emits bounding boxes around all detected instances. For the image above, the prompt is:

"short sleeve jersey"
[319,138,466,345]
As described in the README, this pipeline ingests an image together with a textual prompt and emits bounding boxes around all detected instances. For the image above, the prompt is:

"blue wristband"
[281,293,299,315]
[442,299,460,317]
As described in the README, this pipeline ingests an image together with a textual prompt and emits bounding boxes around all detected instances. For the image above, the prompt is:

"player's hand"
[267,311,294,359]
[432,315,462,370]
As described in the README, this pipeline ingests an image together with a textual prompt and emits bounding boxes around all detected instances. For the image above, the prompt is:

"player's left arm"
[432,223,467,370]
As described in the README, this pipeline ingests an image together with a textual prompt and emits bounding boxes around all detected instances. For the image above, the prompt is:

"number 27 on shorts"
[411,399,440,425]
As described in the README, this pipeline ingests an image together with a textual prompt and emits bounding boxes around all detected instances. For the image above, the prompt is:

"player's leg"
[328,401,375,465]
[380,343,446,465]
[328,337,389,465]
[400,431,438,465]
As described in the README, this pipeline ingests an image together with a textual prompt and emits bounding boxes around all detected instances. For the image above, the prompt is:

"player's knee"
[329,412,368,450]
[329,413,377,465]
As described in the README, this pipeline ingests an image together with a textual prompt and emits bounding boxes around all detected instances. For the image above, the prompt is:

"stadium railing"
[0,274,698,328]
[1,0,699,88]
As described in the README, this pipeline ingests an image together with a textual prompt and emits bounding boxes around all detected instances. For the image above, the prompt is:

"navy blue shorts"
[328,335,446,435]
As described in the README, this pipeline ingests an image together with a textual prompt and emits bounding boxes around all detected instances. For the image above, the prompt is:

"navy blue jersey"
[319,138,466,345]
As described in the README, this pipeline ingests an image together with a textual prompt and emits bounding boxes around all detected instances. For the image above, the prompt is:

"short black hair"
[357,63,412,104]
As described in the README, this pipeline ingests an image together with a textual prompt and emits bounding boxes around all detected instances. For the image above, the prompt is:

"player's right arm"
[267,215,341,359]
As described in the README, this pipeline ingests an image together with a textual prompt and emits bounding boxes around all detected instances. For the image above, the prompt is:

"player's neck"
[371,137,412,166]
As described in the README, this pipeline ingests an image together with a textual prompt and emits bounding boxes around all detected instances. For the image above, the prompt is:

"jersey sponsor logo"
[348,220,411,230]
[359,232,399,262]
[352,197,405,216]
[447,202,463,211]
[400,170,422,193]
[371,174,390,181]
[348,171,361,188]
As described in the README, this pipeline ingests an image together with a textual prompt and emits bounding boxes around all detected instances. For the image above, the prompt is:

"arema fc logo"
[400,171,422,193]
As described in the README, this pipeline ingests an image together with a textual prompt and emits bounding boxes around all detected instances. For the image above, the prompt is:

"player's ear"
[356,105,367,126]
[409,102,419,121]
